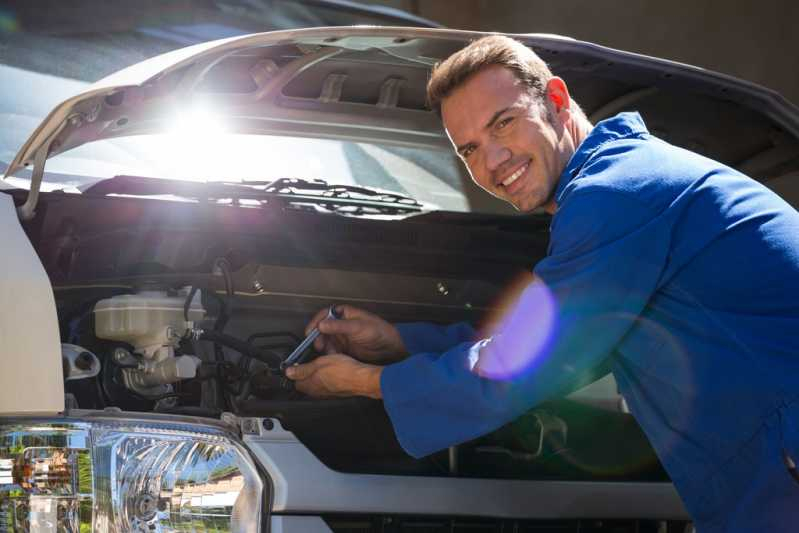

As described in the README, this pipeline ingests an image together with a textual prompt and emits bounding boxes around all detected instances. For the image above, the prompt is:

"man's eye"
[497,117,513,129]
[462,146,475,158]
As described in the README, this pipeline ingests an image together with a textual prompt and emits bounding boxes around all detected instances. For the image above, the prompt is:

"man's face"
[441,65,574,213]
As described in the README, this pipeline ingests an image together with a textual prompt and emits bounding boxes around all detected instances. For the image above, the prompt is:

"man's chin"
[508,196,540,213]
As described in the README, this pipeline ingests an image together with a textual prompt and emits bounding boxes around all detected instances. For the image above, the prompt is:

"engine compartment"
[18,188,669,483]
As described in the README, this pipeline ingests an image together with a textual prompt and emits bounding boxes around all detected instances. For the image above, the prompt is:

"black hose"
[183,285,199,322]
[212,258,234,332]
[199,330,282,368]
[247,331,301,344]
[209,258,235,409]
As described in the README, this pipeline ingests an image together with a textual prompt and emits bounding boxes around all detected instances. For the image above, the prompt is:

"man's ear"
[545,77,571,116]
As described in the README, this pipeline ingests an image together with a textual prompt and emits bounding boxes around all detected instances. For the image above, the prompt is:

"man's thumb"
[318,317,360,336]
[285,362,314,380]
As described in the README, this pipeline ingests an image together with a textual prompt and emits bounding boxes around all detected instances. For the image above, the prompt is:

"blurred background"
[395,0,799,106]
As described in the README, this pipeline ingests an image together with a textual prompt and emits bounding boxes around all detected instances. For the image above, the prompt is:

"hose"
[197,329,282,368]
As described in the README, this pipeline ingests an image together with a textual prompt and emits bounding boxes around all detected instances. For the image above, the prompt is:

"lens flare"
[475,278,556,380]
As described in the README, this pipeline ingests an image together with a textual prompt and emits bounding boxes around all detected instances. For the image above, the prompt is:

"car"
[3,23,798,533]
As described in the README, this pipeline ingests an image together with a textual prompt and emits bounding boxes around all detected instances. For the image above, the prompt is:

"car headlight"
[0,417,264,532]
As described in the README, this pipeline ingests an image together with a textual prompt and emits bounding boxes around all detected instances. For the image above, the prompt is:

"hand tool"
[280,305,343,371]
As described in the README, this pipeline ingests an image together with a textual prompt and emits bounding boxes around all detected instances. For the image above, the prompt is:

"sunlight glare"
[160,107,237,181]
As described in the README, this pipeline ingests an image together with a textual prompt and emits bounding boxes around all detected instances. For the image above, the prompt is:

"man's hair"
[426,35,554,116]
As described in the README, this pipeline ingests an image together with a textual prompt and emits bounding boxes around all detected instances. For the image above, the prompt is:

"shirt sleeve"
[395,322,476,355]
[381,188,672,458]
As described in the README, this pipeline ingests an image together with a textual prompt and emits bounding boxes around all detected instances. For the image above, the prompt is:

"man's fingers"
[313,336,326,352]
[317,317,363,336]
[304,307,333,336]
[304,304,366,335]
[333,304,361,319]
[293,379,316,397]
[312,335,341,353]
[285,360,316,380]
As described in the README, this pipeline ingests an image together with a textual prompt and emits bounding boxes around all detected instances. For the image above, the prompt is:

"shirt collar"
[554,111,649,204]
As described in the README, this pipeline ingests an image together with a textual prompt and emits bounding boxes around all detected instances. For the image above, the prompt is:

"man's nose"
[485,142,511,172]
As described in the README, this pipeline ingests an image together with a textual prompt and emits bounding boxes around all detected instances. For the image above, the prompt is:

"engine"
[93,290,205,395]
[60,261,301,415]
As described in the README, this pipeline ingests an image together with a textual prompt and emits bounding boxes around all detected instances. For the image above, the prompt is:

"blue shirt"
[381,113,799,531]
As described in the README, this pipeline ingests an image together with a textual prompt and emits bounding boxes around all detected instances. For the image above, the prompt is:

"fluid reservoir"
[94,290,205,358]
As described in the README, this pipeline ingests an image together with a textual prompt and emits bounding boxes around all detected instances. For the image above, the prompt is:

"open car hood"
[5,25,799,215]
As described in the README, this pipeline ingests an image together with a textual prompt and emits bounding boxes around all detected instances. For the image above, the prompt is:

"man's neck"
[570,115,594,148]
[545,114,594,216]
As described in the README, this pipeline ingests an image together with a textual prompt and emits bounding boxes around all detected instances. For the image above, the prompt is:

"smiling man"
[436,63,589,214]
[286,36,799,532]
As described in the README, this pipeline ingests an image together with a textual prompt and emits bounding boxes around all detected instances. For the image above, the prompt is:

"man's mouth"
[500,161,529,188]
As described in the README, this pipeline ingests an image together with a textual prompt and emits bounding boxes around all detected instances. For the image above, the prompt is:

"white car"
[3,23,797,532]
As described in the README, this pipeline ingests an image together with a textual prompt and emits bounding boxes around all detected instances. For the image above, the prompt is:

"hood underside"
[5,26,799,206]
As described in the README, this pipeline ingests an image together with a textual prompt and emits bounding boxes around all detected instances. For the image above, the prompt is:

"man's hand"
[284,354,383,399]
[305,305,408,364]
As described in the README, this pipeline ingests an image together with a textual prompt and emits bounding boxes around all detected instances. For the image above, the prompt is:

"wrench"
[280,305,343,371]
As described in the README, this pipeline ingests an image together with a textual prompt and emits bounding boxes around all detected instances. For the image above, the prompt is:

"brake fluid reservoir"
[94,290,204,358]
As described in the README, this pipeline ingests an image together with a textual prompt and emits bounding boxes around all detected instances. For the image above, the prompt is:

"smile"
[501,161,529,187]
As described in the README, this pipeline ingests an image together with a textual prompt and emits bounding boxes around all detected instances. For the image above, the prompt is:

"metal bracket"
[240,418,262,436]
[319,73,348,103]
[377,77,404,108]
[16,142,50,221]
[61,344,101,381]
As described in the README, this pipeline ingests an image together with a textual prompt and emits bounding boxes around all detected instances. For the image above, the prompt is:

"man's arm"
[395,321,476,355]
[285,354,384,399]
[380,189,671,458]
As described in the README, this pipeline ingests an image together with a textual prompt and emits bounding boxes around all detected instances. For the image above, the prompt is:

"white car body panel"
[270,515,332,533]
[0,194,63,413]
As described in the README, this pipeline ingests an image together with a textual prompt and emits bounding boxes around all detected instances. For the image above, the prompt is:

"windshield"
[0,56,513,216]
[0,2,514,215]
[35,132,474,212]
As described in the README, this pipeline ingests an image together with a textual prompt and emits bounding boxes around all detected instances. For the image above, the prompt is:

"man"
[286,35,799,531]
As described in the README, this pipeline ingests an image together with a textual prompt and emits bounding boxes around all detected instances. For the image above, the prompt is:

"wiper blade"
[82,175,429,216]
[261,178,424,209]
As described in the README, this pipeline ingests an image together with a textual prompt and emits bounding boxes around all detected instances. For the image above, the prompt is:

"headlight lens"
[0,418,263,532]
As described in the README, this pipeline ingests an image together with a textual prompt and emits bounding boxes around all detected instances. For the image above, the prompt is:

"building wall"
[376,0,799,107]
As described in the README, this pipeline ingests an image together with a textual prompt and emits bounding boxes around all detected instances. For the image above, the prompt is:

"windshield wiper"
[259,177,427,216]
[82,175,428,216]
[258,177,425,213]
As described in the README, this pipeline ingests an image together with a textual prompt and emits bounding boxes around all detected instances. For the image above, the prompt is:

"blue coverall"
[381,113,799,532]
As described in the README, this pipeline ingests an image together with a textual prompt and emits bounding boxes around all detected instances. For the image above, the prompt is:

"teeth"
[502,162,528,187]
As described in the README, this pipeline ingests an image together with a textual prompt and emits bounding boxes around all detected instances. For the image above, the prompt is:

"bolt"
[75,352,94,371]
[262,418,274,431]
[114,348,129,363]
[253,280,263,292]
[241,419,260,435]
[436,282,449,296]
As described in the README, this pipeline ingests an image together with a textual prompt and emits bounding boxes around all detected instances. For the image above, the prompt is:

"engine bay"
[19,188,669,483]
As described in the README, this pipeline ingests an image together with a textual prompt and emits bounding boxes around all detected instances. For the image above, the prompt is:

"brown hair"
[427,35,554,116]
